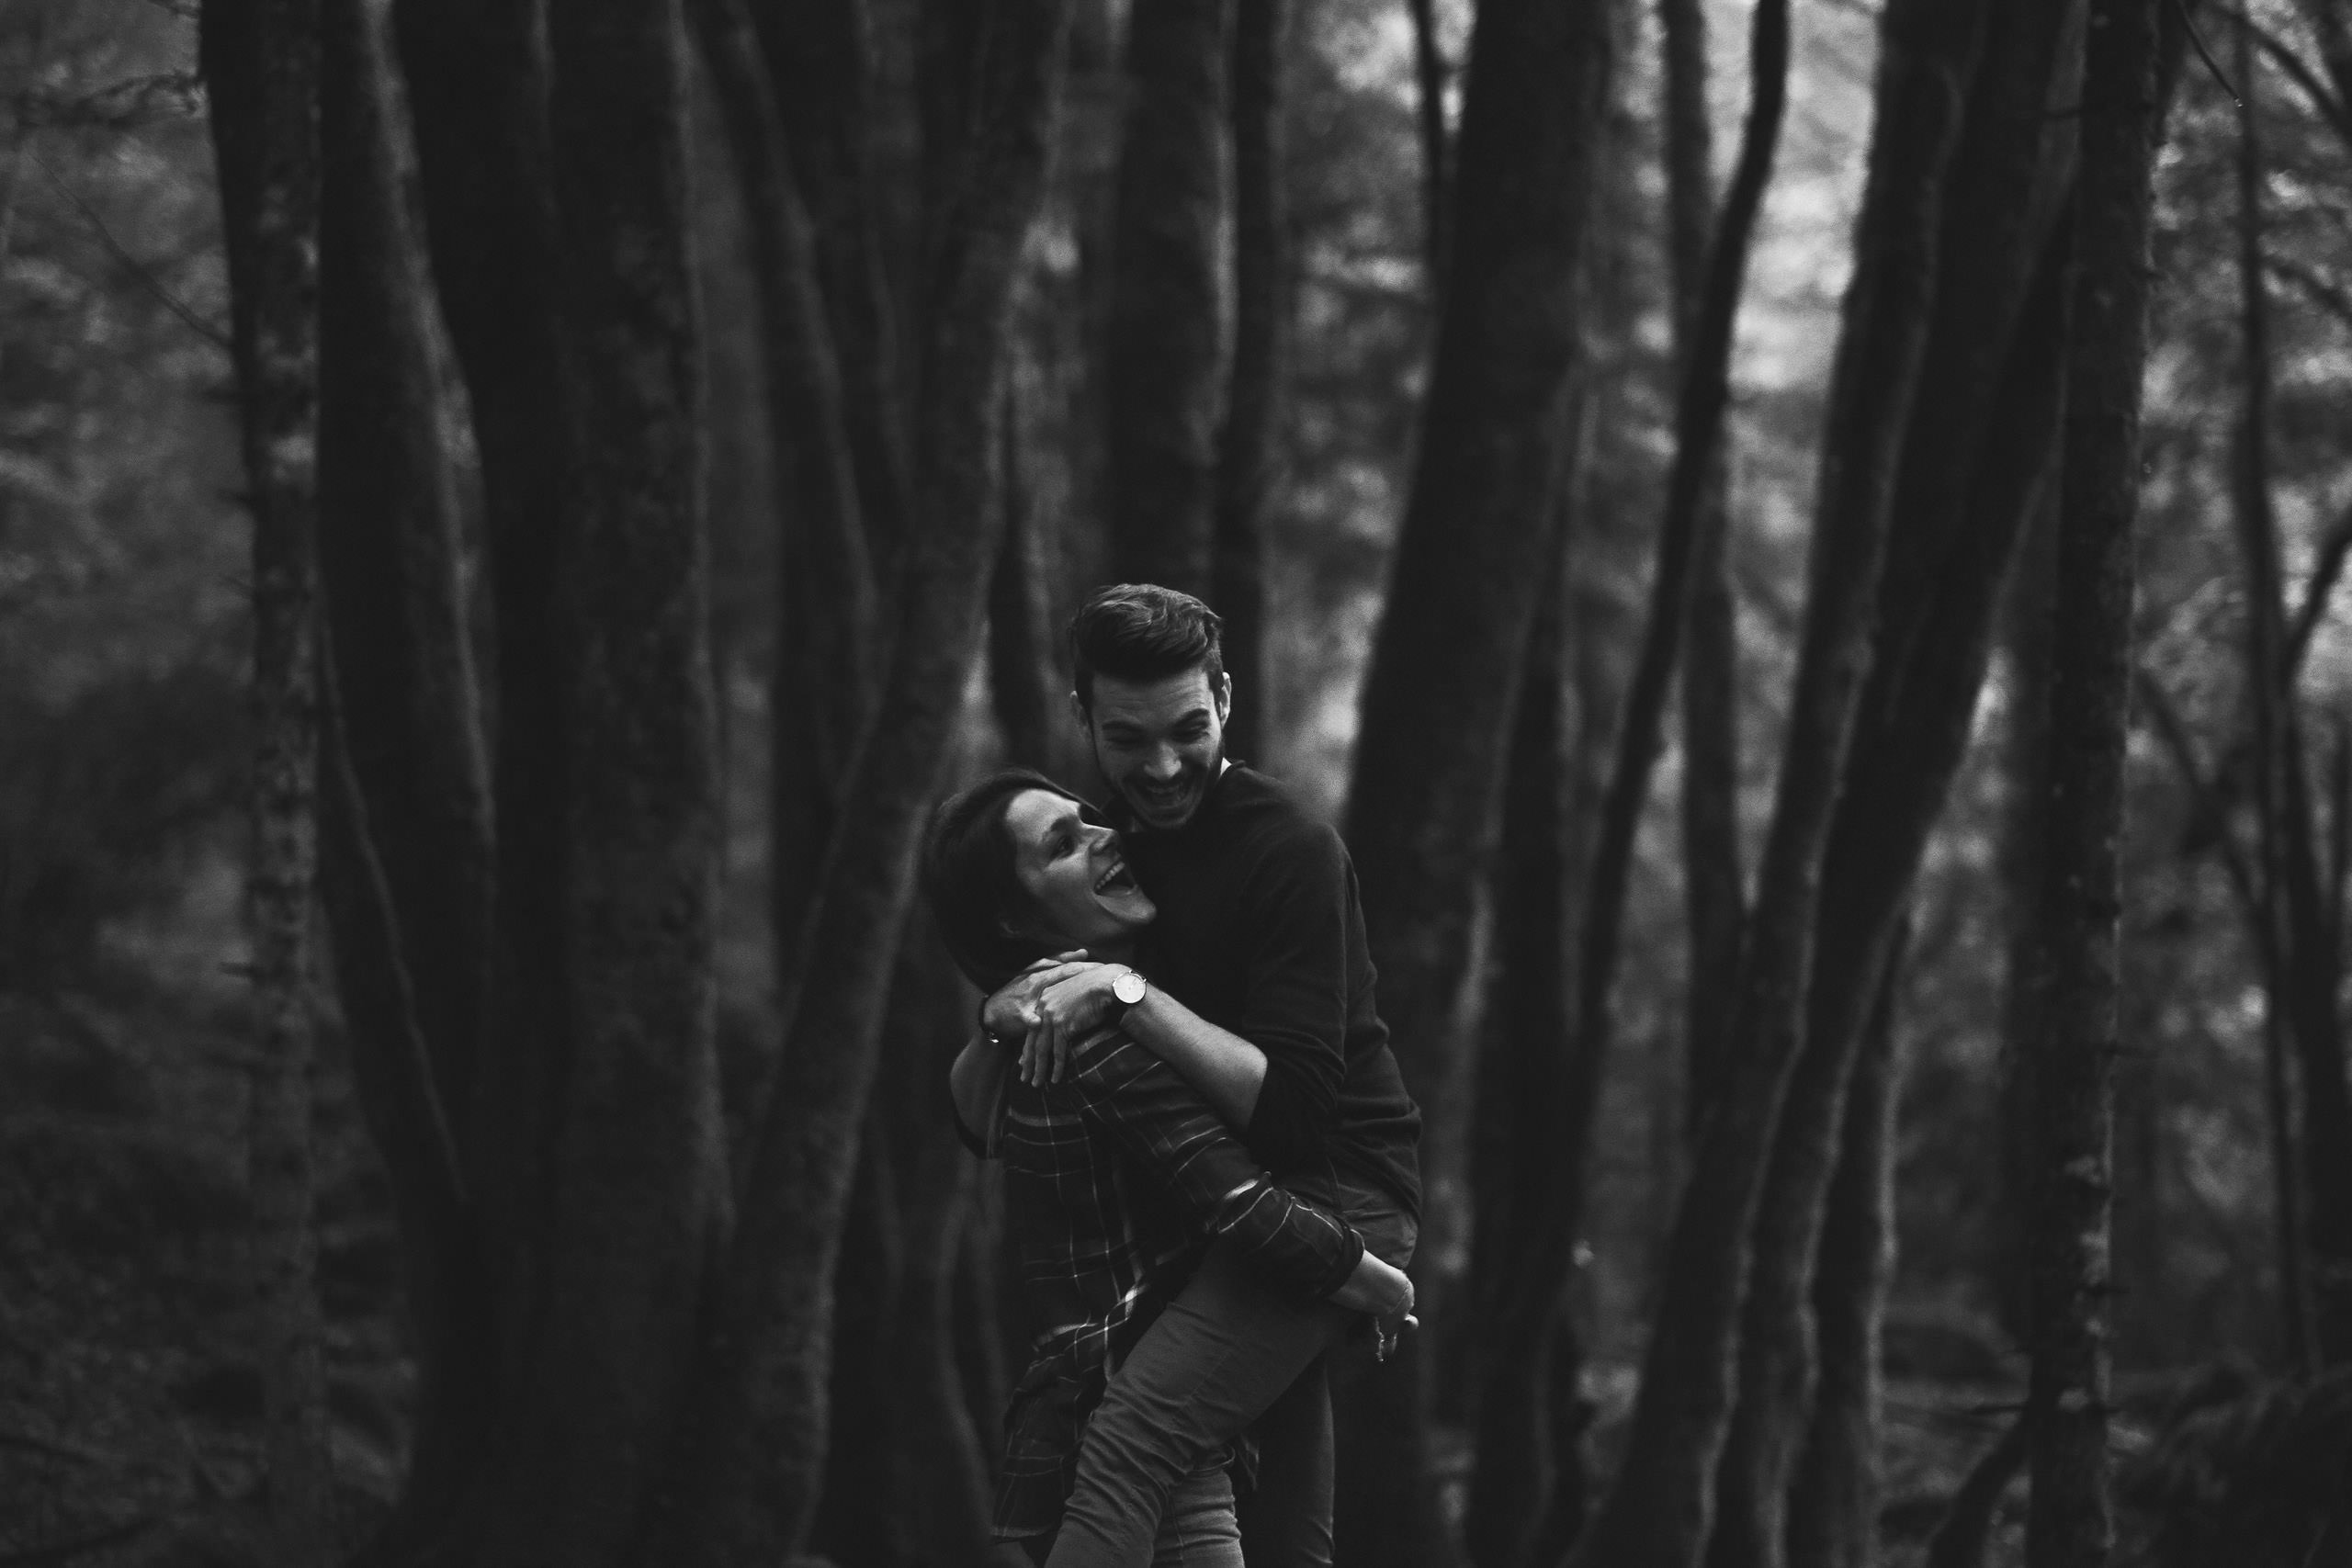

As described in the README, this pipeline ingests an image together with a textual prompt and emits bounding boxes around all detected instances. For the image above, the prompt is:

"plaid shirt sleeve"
[1056,1028,1366,1299]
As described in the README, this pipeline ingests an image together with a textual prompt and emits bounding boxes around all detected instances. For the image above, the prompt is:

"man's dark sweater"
[1116,763,1422,1220]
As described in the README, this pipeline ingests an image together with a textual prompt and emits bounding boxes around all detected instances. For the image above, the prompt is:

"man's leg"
[1152,1462,1248,1568]
[1045,1243,1349,1568]
[1231,1355,1334,1568]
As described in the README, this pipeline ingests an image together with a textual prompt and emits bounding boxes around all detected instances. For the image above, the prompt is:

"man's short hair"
[1068,583,1225,711]
[922,768,1092,992]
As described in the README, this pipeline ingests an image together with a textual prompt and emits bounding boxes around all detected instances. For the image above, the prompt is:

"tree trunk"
[1923,1418,2029,1568]
[1705,12,2078,1562]
[1657,0,1743,1134]
[1782,922,1907,1568]
[1406,0,1448,288]
[1339,1,1618,1561]
[1568,5,1987,1563]
[990,361,1066,773]
[748,0,915,565]
[1103,0,1230,596]
[635,6,1070,1558]
[689,0,878,976]
[1466,2,1788,1559]
[1464,528,1574,1568]
[458,2,733,1560]
[2025,3,2159,1562]
[1213,0,1283,763]
[314,0,496,1547]
[389,11,576,1550]
[2231,9,2352,1367]
[1996,498,2056,1347]
[202,0,337,1558]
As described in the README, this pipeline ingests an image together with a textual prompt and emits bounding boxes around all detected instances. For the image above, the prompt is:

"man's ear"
[1215,671,1233,720]
[1068,689,1090,734]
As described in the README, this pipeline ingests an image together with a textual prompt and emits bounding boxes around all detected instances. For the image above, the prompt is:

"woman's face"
[1001,788,1156,949]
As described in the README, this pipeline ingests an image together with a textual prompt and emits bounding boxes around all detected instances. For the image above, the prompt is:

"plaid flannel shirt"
[958,1022,1366,1549]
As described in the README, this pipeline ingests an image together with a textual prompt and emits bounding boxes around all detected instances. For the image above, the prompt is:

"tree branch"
[29,153,228,347]
[2285,493,2352,676]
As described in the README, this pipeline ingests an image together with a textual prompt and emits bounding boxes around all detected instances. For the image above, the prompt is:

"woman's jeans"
[1043,1173,1418,1568]
[1019,1463,1246,1568]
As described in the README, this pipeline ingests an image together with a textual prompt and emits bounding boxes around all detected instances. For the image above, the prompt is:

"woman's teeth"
[1093,858,1131,895]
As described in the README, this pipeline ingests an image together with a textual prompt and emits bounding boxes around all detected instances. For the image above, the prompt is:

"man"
[983,583,1421,1567]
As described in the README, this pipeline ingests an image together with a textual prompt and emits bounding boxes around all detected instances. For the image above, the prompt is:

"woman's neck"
[1086,936,1138,968]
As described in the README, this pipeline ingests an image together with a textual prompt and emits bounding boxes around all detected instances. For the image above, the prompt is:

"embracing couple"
[922,583,1424,1568]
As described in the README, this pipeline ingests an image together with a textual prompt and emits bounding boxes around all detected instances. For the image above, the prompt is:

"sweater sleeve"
[1228,821,1353,1171]
[1060,1029,1365,1298]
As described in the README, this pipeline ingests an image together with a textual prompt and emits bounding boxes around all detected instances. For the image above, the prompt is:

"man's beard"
[1105,741,1222,829]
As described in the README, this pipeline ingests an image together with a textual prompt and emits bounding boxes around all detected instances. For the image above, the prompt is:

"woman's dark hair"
[922,768,1091,992]
[1068,583,1224,710]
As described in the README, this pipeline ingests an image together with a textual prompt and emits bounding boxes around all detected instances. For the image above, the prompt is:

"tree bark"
[1103,0,1230,596]
[635,6,1071,1559]
[458,2,731,1560]
[201,0,336,1557]
[1782,922,1907,1568]
[1923,1418,2029,1568]
[688,0,879,975]
[314,0,496,1547]
[1566,6,1987,1563]
[2025,3,2159,1561]
[1665,0,1743,1138]
[1464,527,1574,1568]
[1704,12,2078,1562]
[747,0,915,565]
[1997,498,2057,1348]
[1463,4,1787,1561]
[1339,1,1618,1561]
[2230,8,2352,1367]
[990,361,1066,773]
[1406,0,1448,288]
[1213,0,1284,763]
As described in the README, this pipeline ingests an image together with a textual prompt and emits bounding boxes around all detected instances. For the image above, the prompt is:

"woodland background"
[2,0,2349,1565]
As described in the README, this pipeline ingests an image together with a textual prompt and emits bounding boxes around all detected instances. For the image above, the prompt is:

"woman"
[923,769,1414,1568]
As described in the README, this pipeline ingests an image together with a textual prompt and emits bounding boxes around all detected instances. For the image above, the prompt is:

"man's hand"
[979,950,1091,1043]
[1018,963,1136,1086]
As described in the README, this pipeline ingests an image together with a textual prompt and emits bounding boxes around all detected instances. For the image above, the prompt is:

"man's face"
[1077,667,1230,831]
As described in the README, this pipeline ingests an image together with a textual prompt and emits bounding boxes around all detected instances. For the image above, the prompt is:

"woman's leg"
[1149,1463,1248,1568]
[1046,1184,1419,1568]
[1043,1242,1349,1568]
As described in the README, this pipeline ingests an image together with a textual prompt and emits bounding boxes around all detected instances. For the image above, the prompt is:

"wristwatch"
[1112,970,1148,1010]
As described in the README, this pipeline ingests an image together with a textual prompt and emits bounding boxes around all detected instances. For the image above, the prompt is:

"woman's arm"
[948,1031,1010,1156]
[1007,964,1268,1131]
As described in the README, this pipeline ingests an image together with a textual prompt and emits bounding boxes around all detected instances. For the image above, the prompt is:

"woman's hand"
[1018,963,1138,1086]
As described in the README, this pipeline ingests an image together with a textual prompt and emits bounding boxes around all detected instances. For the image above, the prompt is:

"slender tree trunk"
[1657,0,1743,1134]
[1103,0,1230,595]
[2025,4,2159,1561]
[202,0,336,1557]
[1997,498,2056,1347]
[990,361,1065,772]
[389,14,575,1551]
[635,7,1071,1558]
[1214,0,1283,762]
[749,0,914,564]
[315,0,496,1548]
[2231,10,2352,1366]
[1707,13,2079,1560]
[1923,1418,2029,1568]
[1466,2,1788,1559]
[1464,528,1574,1568]
[1340,1,1618,1561]
[689,0,878,976]
[1782,922,1907,1568]
[1569,6,1987,1563]
[461,3,733,1561]
[1406,0,1448,288]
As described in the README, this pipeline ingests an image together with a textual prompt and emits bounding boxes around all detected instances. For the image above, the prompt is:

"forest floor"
[0,979,2309,1568]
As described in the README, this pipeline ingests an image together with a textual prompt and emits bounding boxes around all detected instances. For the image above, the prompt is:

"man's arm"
[1057,1029,1405,1312]
[1217,822,1354,1168]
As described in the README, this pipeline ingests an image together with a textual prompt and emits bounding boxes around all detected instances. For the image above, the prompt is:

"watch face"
[1113,971,1147,1006]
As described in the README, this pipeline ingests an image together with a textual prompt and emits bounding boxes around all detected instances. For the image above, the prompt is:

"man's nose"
[1141,745,1182,781]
